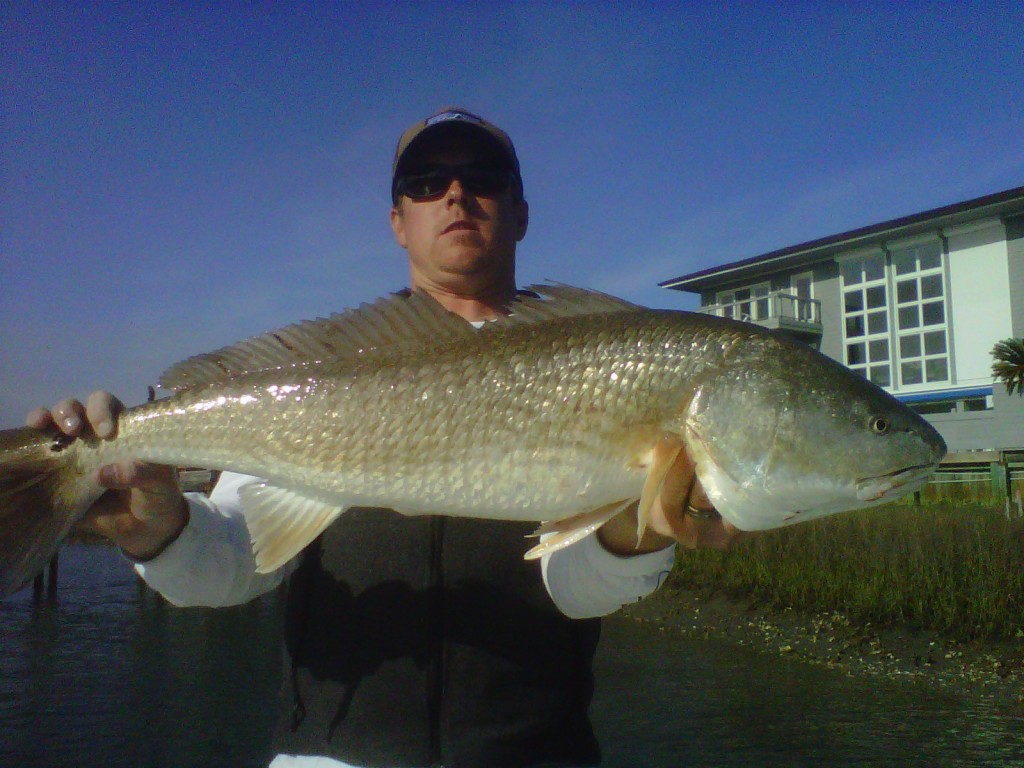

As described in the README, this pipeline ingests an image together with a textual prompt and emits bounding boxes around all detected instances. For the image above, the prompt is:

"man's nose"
[445,177,467,204]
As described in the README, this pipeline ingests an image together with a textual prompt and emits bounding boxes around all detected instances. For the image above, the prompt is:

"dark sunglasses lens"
[460,167,510,196]
[401,172,452,199]
[400,166,511,200]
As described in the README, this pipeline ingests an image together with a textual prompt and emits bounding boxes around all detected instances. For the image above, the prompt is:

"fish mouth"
[855,463,937,502]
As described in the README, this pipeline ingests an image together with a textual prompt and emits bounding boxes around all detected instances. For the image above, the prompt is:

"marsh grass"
[670,502,1024,640]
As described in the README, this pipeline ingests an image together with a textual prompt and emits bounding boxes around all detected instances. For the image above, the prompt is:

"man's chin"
[436,246,495,273]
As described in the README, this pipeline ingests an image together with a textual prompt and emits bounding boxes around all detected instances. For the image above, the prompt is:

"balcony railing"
[699,291,822,330]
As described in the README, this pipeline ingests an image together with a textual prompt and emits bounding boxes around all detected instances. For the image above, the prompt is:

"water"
[2,544,1021,768]
[594,621,1024,767]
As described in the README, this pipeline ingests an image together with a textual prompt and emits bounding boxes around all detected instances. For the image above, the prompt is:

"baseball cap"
[391,107,523,202]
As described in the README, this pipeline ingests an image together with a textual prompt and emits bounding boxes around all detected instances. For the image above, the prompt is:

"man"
[29,108,740,767]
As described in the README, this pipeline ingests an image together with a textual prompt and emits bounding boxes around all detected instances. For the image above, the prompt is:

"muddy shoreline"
[619,581,1024,709]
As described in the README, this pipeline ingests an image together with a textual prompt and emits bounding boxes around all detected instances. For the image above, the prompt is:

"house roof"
[659,185,1024,293]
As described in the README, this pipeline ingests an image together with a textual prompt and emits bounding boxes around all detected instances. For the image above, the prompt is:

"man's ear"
[515,199,529,242]
[390,205,407,248]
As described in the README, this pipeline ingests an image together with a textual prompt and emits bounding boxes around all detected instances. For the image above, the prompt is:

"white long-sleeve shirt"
[134,471,675,767]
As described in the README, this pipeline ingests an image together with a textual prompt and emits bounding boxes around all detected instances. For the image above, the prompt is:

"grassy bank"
[669,502,1024,640]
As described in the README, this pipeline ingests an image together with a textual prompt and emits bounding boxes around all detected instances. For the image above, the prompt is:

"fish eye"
[869,416,889,435]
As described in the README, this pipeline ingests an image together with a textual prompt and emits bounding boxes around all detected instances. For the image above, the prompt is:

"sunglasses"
[395,163,515,201]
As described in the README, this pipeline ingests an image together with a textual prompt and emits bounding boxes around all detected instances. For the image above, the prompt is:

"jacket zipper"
[427,515,445,767]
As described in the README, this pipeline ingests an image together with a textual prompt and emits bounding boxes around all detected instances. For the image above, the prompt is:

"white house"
[659,186,1024,455]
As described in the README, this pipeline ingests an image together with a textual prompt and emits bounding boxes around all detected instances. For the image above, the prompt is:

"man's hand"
[598,448,745,556]
[26,391,189,561]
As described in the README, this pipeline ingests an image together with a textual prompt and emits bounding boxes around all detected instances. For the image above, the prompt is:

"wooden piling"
[32,552,59,598]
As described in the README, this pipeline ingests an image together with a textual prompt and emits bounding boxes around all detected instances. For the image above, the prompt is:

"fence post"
[990,460,1010,501]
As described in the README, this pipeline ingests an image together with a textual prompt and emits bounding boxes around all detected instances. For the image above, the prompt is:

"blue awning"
[895,386,993,404]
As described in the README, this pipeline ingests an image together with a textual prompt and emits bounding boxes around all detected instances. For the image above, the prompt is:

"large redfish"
[0,286,946,596]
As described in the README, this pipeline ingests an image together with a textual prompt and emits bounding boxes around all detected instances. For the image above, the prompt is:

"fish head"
[677,330,946,531]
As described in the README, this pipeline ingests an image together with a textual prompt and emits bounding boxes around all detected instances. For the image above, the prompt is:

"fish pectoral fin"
[238,483,347,573]
[635,436,685,542]
[523,499,634,560]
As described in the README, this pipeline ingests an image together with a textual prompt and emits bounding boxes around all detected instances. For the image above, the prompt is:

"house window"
[840,254,891,387]
[717,283,770,320]
[839,242,950,392]
[891,242,949,386]
[790,272,816,322]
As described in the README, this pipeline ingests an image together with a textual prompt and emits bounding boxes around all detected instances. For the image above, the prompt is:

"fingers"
[96,460,179,494]
[674,514,746,550]
[27,398,85,435]
[653,448,747,550]
[25,390,124,439]
[26,406,57,430]
[86,390,124,439]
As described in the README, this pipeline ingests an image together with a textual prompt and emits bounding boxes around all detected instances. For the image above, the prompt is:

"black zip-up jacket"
[271,507,602,767]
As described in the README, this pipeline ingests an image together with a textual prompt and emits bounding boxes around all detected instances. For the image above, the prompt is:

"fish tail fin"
[0,427,83,597]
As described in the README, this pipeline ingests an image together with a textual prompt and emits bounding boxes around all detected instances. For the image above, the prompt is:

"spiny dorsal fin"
[501,283,642,325]
[158,283,642,392]
[158,290,476,391]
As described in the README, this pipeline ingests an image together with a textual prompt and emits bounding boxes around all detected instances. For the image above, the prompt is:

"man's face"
[389,137,528,296]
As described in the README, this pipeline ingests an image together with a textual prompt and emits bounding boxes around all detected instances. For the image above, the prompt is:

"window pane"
[869,339,888,362]
[919,245,941,271]
[847,343,866,365]
[794,276,812,299]
[900,334,921,357]
[922,300,944,325]
[869,365,891,387]
[841,261,862,285]
[925,358,948,382]
[896,280,917,303]
[924,330,946,355]
[913,401,956,415]
[846,316,865,338]
[864,256,884,281]
[866,285,886,309]
[901,361,923,385]
[845,290,864,312]
[892,252,916,275]
[899,305,919,329]
[867,311,887,334]
[921,274,942,299]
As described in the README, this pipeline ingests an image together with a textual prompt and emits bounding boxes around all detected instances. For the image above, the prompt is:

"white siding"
[945,220,1012,388]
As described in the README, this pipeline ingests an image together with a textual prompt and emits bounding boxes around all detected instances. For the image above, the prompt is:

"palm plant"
[992,338,1024,396]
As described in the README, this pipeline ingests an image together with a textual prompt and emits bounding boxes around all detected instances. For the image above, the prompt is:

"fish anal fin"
[238,483,347,573]
[635,436,685,543]
[523,499,634,560]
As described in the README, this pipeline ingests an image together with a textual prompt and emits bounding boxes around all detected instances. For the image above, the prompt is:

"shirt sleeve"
[540,532,676,619]
[133,471,297,607]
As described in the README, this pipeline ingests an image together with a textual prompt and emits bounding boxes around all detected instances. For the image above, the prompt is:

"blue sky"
[2,1,1023,426]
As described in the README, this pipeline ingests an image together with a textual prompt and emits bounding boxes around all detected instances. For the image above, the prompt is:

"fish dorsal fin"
[499,283,641,326]
[239,482,349,573]
[159,283,639,391]
[158,290,476,391]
